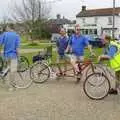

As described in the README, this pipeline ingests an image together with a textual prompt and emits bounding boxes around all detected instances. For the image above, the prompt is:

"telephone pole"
[112,0,115,39]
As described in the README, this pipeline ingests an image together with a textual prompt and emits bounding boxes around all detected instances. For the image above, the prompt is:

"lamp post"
[112,0,115,39]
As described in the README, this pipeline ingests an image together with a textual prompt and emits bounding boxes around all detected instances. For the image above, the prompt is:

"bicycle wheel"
[17,56,29,72]
[96,64,115,81]
[85,64,106,78]
[83,72,110,100]
[12,69,32,89]
[30,62,50,83]
[0,56,4,71]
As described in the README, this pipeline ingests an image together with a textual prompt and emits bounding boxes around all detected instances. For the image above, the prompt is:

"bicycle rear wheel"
[12,70,32,89]
[83,72,110,100]
[0,56,4,71]
[30,62,50,83]
[17,56,29,72]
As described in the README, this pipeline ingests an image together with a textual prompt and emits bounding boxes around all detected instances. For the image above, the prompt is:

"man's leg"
[70,55,78,73]
[57,56,63,75]
[75,56,84,83]
[115,71,120,89]
[8,59,18,90]
[62,56,68,75]
[63,60,67,75]
[108,71,120,95]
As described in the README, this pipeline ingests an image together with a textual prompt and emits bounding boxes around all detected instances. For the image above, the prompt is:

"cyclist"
[98,35,112,61]
[65,24,94,82]
[56,28,68,76]
[98,35,120,95]
[0,24,20,91]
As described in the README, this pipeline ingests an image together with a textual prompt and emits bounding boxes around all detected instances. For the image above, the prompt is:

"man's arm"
[65,36,72,53]
[88,45,96,56]
[88,44,95,56]
[84,36,95,56]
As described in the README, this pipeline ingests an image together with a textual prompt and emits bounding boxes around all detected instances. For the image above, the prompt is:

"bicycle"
[0,55,32,89]
[84,57,120,100]
[30,49,104,84]
[83,45,120,100]
[30,46,111,100]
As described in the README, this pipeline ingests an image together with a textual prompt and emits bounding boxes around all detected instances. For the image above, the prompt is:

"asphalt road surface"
[0,77,120,120]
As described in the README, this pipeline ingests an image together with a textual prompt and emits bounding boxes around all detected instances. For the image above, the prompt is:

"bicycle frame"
[79,61,95,73]
[49,59,95,78]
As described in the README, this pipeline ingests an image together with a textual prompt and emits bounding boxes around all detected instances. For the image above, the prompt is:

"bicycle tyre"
[83,72,110,100]
[85,64,106,78]
[95,64,116,80]
[12,70,33,89]
[30,62,50,83]
[0,56,4,71]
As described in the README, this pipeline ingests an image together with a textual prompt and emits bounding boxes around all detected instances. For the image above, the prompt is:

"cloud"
[0,0,120,20]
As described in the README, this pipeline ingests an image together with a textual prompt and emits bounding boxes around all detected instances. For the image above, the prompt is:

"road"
[0,77,120,120]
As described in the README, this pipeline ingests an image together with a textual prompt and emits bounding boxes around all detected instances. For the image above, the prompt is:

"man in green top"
[98,35,120,95]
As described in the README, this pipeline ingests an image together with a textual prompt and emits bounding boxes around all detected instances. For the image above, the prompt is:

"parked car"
[85,35,103,48]
[51,33,60,43]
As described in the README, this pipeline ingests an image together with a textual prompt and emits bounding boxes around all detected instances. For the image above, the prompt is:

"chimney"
[56,14,61,19]
[82,6,86,11]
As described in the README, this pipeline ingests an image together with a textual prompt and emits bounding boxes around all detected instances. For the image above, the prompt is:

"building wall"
[76,15,120,38]
[63,24,75,31]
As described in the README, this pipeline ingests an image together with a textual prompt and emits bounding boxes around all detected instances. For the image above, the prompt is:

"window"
[94,17,98,24]
[89,29,93,34]
[94,29,97,35]
[108,17,112,25]
[82,18,86,24]
[85,29,88,34]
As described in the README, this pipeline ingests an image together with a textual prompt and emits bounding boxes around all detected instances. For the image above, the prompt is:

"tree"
[10,0,51,41]
[0,15,10,33]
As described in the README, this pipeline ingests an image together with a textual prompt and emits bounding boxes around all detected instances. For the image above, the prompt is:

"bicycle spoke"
[31,63,50,83]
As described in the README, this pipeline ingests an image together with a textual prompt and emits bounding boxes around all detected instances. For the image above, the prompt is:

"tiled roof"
[76,7,120,17]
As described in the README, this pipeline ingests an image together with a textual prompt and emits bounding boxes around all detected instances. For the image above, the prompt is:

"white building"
[76,6,120,38]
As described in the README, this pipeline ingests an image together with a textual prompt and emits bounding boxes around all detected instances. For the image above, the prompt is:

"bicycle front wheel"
[30,62,50,83]
[12,70,33,89]
[83,72,110,100]
[85,64,106,78]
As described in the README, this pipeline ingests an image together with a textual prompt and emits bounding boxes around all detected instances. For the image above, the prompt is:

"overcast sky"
[0,0,120,20]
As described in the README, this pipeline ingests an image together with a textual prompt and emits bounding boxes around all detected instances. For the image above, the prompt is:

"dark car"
[85,35,103,48]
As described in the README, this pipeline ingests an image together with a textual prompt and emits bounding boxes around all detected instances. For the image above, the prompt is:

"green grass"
[21,51,57,65]
[20,43,54,49]
[21,48,103,66]
[21,35,51,44]
[21,52,37,65]
[21,35,29,44]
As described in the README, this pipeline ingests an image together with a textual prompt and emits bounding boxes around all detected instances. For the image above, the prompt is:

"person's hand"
[65,49,69,54]
[65,51,69,55]
[91,52,96,57]
[0,51,2,56]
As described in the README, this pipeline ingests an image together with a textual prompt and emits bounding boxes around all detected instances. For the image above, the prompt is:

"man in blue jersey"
[0,24,20,91]
[56,28,68,75]
[66,24,94,78]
